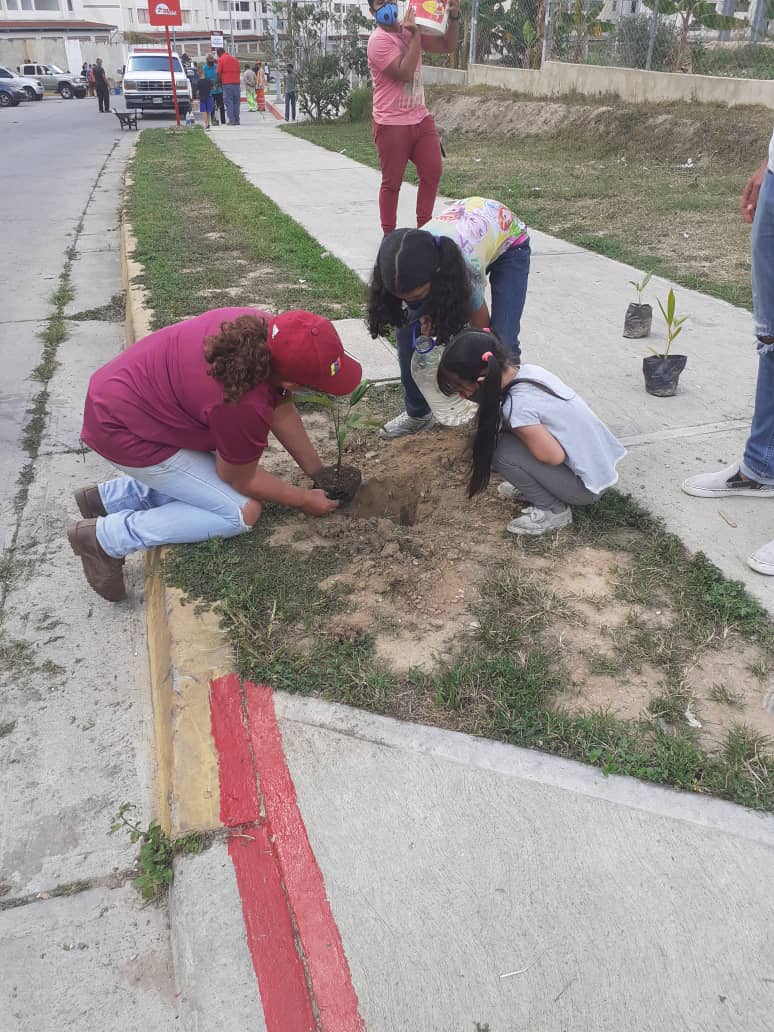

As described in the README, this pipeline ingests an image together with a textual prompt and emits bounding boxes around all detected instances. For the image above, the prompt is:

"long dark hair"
[438,330,514,498]
[366,236,472,344]
[204,314,272,403]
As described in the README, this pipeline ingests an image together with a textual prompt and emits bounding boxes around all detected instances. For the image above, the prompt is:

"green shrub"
[347,86,373,121]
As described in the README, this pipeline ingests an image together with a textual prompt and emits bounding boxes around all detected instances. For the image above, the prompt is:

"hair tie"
[481,351,493,362]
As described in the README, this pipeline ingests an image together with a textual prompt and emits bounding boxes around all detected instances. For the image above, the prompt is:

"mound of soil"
[428,87,772,167]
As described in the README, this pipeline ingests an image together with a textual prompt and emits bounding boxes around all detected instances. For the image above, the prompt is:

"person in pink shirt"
[69,308,362,603]
[367,0,460,235]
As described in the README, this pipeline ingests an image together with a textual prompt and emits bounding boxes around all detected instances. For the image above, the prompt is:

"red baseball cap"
[267,311,362,396]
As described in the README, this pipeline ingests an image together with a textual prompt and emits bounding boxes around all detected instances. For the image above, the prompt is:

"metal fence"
[468,0,774,75]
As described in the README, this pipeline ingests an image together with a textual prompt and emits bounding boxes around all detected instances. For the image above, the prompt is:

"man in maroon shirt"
[69,308,362,602]
[216,46,242,125]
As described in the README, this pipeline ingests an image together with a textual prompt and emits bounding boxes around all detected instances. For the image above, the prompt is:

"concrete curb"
[121,212,228,838]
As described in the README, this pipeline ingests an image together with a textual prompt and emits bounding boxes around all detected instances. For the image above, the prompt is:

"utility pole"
[468,0,478,67]
[645,0,659,70]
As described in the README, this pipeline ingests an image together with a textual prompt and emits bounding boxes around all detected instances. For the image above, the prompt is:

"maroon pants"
[373,114,442,235]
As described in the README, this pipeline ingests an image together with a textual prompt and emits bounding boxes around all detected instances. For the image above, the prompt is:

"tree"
[340,5,371,81]
[641,0,735,71]
[292,4,350,119]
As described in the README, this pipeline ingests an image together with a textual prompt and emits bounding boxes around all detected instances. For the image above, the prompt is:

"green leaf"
[349,380,371,407]
[641,272,652,291]
[666,288,675,324]
[292,391,334,410]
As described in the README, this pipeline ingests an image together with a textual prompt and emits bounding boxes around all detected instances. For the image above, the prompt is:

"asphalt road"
[0,94,177,554]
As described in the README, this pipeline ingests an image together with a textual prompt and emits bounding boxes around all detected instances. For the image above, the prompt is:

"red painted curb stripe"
[228,826,317,1032]
[265,99,284,121]
[245,681,365,1032]
[210,673,261,827]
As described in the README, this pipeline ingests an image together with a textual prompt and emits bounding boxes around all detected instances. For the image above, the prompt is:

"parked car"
[122,47,191,115]
[15,63,86,99]
[0,65,44,101]
[0,82,25,107]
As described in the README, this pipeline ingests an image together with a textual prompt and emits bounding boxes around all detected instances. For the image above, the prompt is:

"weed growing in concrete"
[111,803,205,902]
[69,293,125,322]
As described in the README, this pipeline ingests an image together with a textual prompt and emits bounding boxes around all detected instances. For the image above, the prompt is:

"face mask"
[376,2,399,26]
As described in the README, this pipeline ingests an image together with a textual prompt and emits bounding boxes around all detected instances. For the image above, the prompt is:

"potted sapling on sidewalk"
[643,288,688,397]
[623,272,652,338]
[301,380,375,503]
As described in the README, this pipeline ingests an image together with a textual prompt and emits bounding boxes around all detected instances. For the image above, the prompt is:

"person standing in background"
[203,53,224,126]
[366,0,459,235]
[255,62,266,112]
[216,46,242,125]
[195,67,214,130]
[284,63,296,122]
[92,57,110,113]
[244,63,257,112]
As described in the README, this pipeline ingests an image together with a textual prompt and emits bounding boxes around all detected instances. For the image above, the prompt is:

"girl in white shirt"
[437,329,626,536]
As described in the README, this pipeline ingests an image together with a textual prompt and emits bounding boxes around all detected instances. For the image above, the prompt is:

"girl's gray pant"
[492,434,598,512]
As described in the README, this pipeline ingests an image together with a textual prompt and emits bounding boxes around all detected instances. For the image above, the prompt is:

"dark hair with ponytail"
[204,314,272,403]
[366,235,472,345]
[438,329,514,498]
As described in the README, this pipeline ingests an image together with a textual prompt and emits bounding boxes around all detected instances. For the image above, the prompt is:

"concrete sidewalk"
[209,118,774,612]
[150,120,774,1032]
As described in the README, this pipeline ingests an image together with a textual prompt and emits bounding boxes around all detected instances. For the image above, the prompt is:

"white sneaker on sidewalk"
[747,540,774,575]
[507,505,572,536]
[682,463,774,498]
[380,411,436,440]
[497,482,523,501]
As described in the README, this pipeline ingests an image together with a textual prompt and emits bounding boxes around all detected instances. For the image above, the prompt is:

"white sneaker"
[497,482,523,501]
[682,463,774,498]
[748,540,774,575]
[507,505,572,536]
[380,411,436,440]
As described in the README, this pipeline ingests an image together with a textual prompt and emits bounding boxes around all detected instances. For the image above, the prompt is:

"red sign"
[147,0,182,26]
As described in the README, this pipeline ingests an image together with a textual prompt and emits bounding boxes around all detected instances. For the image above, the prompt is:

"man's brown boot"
[74,484,107,519]
[67,519,126,602]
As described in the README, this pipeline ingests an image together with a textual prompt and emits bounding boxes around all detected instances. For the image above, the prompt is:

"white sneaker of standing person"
[682,462,774,498]
[507,505,572,536]
[747,539,774,575]
[380,410,436,440]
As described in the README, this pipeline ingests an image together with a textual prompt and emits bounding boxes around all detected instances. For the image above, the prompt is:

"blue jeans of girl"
[742,170,774,484]
[94,449,253,559]
[397,239,531,417]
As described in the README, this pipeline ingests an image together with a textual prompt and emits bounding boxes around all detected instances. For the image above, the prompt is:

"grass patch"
[164,480,774,811]
[70,292,125,322]
[285,93,770,309]
[128,129,366,329]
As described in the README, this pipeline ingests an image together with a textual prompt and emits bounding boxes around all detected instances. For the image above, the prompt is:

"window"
[236,17,250,27]
[611,0,616,9]
[631,0,636,9]
[67,0,73,9]
[137,6,148,17]
[127,7,133,19]
[34,0,60,10]
[127,54,184,71]
[237,2,249,11]
[5,0,19,8]
[181,7,191,17]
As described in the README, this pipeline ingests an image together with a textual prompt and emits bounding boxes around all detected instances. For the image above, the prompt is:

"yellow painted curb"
[121,210,232,838]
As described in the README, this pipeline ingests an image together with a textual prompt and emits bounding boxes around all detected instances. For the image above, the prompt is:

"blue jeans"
[94,449,252,559]
[285,91,296,121]
[223,82,241,124]
[742,171,774,484]
[396,239,531,418]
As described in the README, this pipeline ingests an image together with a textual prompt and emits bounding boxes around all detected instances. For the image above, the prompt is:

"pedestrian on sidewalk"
[682,130,774,575]
[283,63,296,122]
[366,0,459,235]
[68,309,363,602]
[87,64,95,97]
[217,46,242,125]
[195,70,214,129]
[204,53,225,125]
[437,330,626,536]
[255,62,266,112]
[367,197,531,439]
[244,63,257,112]
[92,57,110,113]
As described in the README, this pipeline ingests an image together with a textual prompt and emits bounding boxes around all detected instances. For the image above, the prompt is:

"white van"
[122,46,192,115]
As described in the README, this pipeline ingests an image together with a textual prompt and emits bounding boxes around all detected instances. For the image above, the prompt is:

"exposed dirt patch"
[254,404,774,749]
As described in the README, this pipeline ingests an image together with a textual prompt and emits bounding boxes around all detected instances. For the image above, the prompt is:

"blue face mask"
[376,2,399,25]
